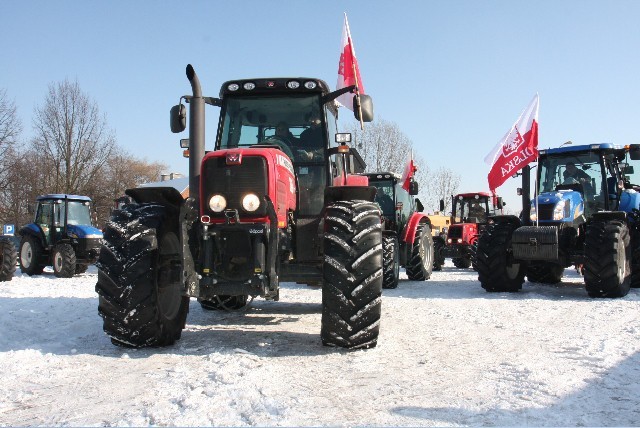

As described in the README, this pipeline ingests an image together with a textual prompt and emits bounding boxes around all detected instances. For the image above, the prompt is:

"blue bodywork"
[531,190,584,224]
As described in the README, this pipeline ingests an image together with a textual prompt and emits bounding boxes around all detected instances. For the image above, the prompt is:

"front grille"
[448,225,463,239]
[202,156,268,218]
[537,204,555,220]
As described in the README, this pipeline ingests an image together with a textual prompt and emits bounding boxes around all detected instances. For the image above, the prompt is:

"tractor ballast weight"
[96,65,383,350]
[365,172,435,289]
[18,194,103,278]
[476,143,640,297]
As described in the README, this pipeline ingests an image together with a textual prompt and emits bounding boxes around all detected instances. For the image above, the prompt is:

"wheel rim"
[21,242,33,268]
[617,236,626,283]
[54,251,63,272]
[419,229,433,270]
[157,232,182,319]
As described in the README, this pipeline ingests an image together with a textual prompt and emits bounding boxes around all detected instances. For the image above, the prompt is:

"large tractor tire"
[19,235,45,276]
[0,238,17,282]
[476,221,525,292]
[52,243,76,278]
[75,264,89,274]
[96,204,189,347]
[526,262,564,284]
[322,200,382,349]
[452,257,472,269]
[199,295,248,310]
[382,235,399,289]
[584,220,631,298]
[433,238,445,271]
[631,245,640,288]
[405,223,434,281]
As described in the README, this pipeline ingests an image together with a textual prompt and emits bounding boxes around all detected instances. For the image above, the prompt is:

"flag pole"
[345,13,365,131]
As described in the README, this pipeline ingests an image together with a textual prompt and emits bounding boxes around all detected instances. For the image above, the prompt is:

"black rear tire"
[322,200,382,349]
[199,295,248,310]
[405,223,434,281]
[476,221,525,292]
[433,238,445,271]
[52,243,76,278]
[96,204,189,347]
[382,235,399,289]
[584,220,631,298]
[0,238,17,281]
[19,235,45,276]
[526,262,564,284]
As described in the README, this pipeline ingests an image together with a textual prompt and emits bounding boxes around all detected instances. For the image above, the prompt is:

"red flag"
[401,158,416,192]
[336,13,365,111]
[485,94,539,191]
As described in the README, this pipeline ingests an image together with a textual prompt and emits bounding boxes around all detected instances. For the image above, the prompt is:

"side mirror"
[497,196,505,208]
[353,94,374,122]
[409,180,419,195]
[170,104,187,133]
[415,198,424,212]
[629,144,640,160]
[439,199,445,212]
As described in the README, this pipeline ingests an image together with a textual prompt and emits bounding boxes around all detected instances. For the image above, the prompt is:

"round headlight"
[287,80,300,89]
[243,82,256,90]
[227,83,239,91]
[304,81,317,89]
[242,194,260,212]
[209,194,227,212]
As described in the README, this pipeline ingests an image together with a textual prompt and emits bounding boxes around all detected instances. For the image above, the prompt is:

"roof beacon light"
[243,82,256,90]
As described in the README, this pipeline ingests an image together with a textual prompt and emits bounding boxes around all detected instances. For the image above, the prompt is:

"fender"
[489,214,522,227]
[19,223,41,238]
[401,213,431,245]
[324,185,377,206]
[126,186,184,214]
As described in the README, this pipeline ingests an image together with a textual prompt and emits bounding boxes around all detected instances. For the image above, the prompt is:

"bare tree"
[31,79,115,195]
[0,89,22,191]
[424,166,461,214]
[348,119,413,173]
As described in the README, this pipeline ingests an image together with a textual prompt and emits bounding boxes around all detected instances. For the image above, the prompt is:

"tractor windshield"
[369,180,395,216]
[454,196,489,223]
[218,95,326,163]
[538,151,606,210]
[55,201,93,226]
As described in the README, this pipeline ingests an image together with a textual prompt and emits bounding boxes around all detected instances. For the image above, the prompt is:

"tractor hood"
[67,224,103,239]
[530,190,584,224]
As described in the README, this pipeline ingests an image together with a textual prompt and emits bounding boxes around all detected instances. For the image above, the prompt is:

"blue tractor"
[18,194,103,278]
[476,143,640,298]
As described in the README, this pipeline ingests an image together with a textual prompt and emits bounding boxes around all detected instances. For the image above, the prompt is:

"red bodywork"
[199,148,297,228]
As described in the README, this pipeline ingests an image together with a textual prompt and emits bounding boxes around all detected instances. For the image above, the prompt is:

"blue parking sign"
[3,224,14,236]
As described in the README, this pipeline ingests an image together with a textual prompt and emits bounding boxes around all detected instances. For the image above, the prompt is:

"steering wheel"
[263,136,295,160]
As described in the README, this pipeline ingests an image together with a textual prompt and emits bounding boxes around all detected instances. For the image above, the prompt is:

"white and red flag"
[336,13,365,111]
[484,94,539,191]
[400,156,417,192]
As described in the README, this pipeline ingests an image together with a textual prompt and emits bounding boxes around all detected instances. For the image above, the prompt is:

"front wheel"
[526,262,564,284]
[96,204,189,347]
[322,200,382,349]
[199,295,248,310]
[584,220,631,298]
[433,238,445,271]
[0,238,17,281]
[476,221,525,292]
[452,257,472,269]
[405,223,434,281]
[52,243,76,278]
[382,235,399,289]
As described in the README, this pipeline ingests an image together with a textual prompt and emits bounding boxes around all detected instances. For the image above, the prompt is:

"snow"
[1,262,640,426]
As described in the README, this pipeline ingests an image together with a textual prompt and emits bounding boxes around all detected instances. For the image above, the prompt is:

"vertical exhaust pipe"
[186,64,204,208]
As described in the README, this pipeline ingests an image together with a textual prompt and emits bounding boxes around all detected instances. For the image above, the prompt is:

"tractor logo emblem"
[226,152,242,165]
[502,126,525,156]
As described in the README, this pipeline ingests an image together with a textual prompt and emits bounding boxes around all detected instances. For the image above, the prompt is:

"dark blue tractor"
[476,143,640,298]
[18,194,103,278]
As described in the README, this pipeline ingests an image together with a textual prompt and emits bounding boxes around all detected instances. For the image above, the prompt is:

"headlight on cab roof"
[209,194,227,212]
[242,194,260,212]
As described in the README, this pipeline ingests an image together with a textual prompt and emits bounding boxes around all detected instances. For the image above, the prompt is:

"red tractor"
[96,65,383,349]
[434,192,504,269]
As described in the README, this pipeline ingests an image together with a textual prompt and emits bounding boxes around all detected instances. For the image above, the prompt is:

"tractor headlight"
[530,202,537,221]
[242,193,260,212]
[209,194,227,212]
[553,200,567,221]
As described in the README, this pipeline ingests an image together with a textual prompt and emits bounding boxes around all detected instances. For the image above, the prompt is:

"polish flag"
[484,94,539,191]
[401,157,416,192]
[336,13,365,111]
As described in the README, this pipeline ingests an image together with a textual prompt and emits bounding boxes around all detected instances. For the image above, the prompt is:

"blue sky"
[2,1,640,210]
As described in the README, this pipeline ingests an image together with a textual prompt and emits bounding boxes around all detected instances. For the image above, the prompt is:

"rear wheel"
[526,262,564,284]
[584,220,631,298]
[19,235,45,276]
[476,221,525,292]
[96,204,189,347]
[382,235,399,289]
[52,243,76,278]
[199,295,248,310]
[405,223,434,281]
[0,238,17,281]
[322,200,382,349]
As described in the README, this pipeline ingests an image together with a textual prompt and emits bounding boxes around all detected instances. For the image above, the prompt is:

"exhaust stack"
[186,64,205,207]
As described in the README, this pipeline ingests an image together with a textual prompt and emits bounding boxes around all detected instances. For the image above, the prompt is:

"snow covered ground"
[1,261,639,426]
